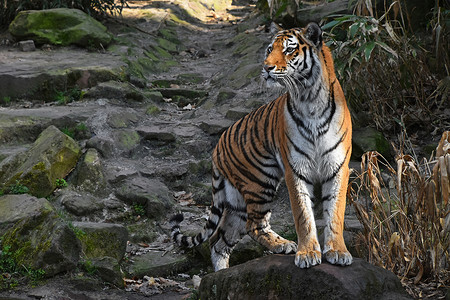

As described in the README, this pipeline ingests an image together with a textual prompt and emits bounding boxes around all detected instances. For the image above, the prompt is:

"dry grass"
[349,131,449,297]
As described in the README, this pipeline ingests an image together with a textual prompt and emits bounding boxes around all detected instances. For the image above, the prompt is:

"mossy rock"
[114,130,141,152]
[107,110,139,129]
[149,45,172,59]
[74,149,107,196]
[9,8,112,48]
[144,90,164,102]
[127,250,190,278]
[0,195,81,277]
[115,177,174,219]
[157,28,180,44]
[177,73,205,84]
[152,79,181,88]
[229,63,261,89]
[217,90,237,104]
[73,222,128,262]
[199,256,412,299]
[352,127,391,160]
[0,125,81,198]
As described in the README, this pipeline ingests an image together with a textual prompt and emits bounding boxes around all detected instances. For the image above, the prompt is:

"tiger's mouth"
[262,71,284,88]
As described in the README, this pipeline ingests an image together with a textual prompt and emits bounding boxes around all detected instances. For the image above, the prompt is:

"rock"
[59,190,103,216]
[225,107,250,120]
[216,89,236,104]
[352,126,391,160]
[113,130,141,152]
[87,256,124,287]
[0,125,81,198]
[0,194,81,277]
[229,235,265,267]
[115,177,174,219]
[199,117,234,135]
[0,48,124,99]
[140,162,189,181]
[199,255,412,300]
[9,8,112,48]
[18,40,35,51]
[127,249,189,278]
[75,148,107,195]
[107,110,139,129]
[73,222,128,262]
[85,81,144,101]
[105,164,138,184]
[155,88,208,107]
[86,136,116,158]
[176,73,205,84]
[137,126,176,143]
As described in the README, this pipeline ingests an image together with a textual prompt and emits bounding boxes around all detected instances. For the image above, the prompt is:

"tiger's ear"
[269,22,283,36]
[304,22,323,49]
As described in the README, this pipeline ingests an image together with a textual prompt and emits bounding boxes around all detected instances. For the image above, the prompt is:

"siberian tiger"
[171,22,352,271]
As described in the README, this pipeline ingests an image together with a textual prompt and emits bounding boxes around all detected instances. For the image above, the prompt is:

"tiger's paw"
[294,250,321,268]
[323,249,352,266]
[273,240,297,254]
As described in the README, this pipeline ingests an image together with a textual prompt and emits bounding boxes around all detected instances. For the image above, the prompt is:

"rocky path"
[0,1,367,299]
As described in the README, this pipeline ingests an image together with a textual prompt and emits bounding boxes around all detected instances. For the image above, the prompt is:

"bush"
[322,3,448,133]
[0,0,129,26]
[349,131,449,296]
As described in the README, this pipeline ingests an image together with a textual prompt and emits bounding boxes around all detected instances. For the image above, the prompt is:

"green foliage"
[0,0,129,26]
[83,259,97,275]
[55,178,68,188]
[0,244,45,290]
[67,222,86,240]
[1,97,11,105]
[61,122,90,140]
[323,9,447,132]
[61,127,75,138]
[55,87,83,105]
[7,181,29,195]
[187,289,199,300]
[133,204,146,216]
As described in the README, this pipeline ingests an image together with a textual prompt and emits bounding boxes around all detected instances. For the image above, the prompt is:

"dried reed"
[349,131,449,284]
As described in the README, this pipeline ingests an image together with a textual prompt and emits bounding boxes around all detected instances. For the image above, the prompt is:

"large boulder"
[115,177,174,219]
[0,125,81,198]
[72,222,128,286]
[72,222,128,262]
[9,8,112,48]
[0,194,81,277]
[199,255,412,300]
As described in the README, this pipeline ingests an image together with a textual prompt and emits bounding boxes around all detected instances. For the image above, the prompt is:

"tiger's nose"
[264,64,275,72]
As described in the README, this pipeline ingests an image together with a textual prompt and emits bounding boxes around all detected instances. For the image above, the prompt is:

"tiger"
[170,22,352,271]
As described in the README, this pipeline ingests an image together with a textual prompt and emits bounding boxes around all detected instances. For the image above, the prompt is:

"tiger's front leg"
[321,165,352,266]
[285,169,322,268]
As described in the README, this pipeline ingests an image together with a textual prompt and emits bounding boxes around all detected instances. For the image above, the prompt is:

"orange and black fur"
[171,23,352,271]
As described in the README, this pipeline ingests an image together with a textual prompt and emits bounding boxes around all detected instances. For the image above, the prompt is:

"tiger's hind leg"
[245,188,297,255]
[209,173,247,271]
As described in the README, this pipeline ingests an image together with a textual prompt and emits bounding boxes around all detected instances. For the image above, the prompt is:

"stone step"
[0,48,125,100]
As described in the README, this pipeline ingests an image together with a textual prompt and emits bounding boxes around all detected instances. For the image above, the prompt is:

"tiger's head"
[262,22,323,91]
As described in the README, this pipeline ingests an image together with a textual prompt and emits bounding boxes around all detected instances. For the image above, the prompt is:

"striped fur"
[170,23,352,271]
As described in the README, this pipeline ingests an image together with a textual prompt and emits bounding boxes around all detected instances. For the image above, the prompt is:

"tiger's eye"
[286,47,295,54]
[267,46,273,54]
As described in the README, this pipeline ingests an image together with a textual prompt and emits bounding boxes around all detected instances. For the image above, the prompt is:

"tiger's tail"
[170,211,219,248]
